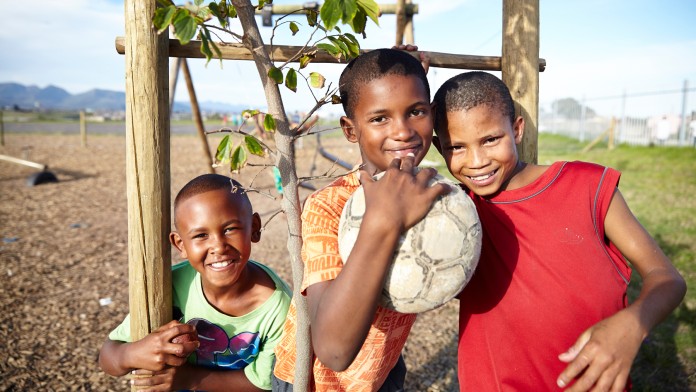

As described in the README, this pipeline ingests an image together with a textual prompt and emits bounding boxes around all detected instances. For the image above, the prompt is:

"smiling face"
[170,188,261,291]
[435,104,525,197]
[340,74,433,174]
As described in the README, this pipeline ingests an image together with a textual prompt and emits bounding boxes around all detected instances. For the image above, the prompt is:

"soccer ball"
[338,172,482,314]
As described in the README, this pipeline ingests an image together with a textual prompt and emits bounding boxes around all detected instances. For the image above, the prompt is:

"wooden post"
[502,0,540,164]
[404,0,414,45]
[79,111,87,147]
[124,0,172,357]
[1,110,4,147]
[395,0,406,46]
[169,57,182,111]
[181,59,215,173]
[608,117,616,150]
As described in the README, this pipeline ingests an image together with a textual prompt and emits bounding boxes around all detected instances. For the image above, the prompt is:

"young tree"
[153,1,380,389]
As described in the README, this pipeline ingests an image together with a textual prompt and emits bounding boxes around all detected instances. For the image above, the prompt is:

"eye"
[484,136,500,145]
[369,115,387,124]
[192,233,208,240]
[224,226,241,235]
[410,108,426,117]
[446,145,465,152]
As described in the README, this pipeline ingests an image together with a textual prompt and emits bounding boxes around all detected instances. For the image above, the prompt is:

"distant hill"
[0,82,247,113]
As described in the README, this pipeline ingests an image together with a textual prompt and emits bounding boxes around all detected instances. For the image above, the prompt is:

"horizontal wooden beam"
[254,3,418,15]
[115,37,546,72]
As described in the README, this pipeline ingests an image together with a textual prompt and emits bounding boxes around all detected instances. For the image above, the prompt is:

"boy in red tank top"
[432,71,686,391]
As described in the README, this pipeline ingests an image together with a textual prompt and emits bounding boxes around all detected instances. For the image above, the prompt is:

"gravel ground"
[0,133,459,391]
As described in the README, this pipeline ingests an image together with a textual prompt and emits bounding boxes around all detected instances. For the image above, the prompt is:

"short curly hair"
[339,48,430,118]
[432,71,515,135]
[173,174,250,227]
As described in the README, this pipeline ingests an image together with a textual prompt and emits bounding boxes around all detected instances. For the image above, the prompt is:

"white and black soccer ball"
[338,172,482,314]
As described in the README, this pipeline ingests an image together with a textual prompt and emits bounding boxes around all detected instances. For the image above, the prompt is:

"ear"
[512,116,525,144]
[340,116,358,143]
[169,232,188,258]
[251,212,262,243]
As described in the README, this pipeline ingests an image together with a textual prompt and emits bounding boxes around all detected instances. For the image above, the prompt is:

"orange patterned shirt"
[273,171,417,392]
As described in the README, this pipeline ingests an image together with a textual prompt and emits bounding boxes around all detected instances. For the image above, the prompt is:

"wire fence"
[540,81,696,147]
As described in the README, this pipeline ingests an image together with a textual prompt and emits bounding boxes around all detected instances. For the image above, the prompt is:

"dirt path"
[0,133,459,391]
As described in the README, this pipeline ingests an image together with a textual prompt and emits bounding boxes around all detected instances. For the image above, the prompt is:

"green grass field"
[427,133,696,390]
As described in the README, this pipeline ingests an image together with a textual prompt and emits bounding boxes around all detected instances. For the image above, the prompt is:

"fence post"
[619,90,626,144]
[0,110,4,147]
[80,111,87,147]
[579,96,586,142]
[679,79,688,145]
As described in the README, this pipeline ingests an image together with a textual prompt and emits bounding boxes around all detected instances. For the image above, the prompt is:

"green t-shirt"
[109,260,292,390]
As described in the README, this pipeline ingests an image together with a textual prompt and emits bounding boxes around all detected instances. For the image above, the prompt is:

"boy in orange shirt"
[273,48,448,391]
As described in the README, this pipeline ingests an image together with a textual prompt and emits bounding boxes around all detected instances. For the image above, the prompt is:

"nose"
[390,117,416,141]
[209,234,228,254]
[469,147,489,169]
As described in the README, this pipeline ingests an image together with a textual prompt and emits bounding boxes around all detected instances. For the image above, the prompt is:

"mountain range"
[0,82,246,113]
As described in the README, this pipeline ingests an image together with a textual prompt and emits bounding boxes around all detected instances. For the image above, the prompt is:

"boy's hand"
[129,367,179,391]
[556,310,644,391]
[129,320,199,371]
[360,154,450,233]
[393,44,430,74]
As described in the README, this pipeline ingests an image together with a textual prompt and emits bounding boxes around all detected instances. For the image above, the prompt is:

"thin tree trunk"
[231,1,311,391]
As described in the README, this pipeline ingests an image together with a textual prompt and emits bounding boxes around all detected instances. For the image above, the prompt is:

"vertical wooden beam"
[181,59,215,173]
[169,57,182,111]
[395,0,406,46]
[80,111,87,147]
[1,111,4,146]
[502,0,540,164]
[404,0,414,45]
[124,0,172,350]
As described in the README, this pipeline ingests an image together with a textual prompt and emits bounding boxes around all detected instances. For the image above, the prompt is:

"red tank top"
[458,161,631,391]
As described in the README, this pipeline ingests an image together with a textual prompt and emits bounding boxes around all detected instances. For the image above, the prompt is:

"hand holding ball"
[338,172,482,313]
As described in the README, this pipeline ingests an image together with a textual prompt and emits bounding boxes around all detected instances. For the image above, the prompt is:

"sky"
[1,0,695,118]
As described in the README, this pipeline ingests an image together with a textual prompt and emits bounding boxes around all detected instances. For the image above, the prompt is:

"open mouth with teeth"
[208,259,237,270]
[468,169,498,183]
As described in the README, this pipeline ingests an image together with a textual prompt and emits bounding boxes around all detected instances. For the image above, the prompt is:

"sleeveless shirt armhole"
[593,166,630,284]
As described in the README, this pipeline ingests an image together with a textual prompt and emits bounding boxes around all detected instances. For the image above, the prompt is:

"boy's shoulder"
[250,260,292,297]
[303,171,361,218]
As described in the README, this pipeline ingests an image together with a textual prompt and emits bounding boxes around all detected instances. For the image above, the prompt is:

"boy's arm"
[307,156,449,371]
[556,189,686,391]
[98,320,198,376]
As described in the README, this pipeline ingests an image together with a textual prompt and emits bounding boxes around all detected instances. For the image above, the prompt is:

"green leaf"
[156,0,175,7]
[306,9,318,27]
[320,0,341,31]
[299,54,313,69]
[268,67,283,84]
[356,0,380,25]
[289,21,299,36]
[263,114,276,132]
[194,0,204,6]
[340,0,358,25]
[153,5,177,33]
[215,135,232,163]
[328,36,349,57]
[244,135,265,156]
[317,43,341,59]
[230,145,247,172]
[309,72,326,89]
[172,9,198,45]
[339,35,360,58]
[347,8,367,35]
[331,94,342,104]
[242,109,260,118]
[285,68,298,92]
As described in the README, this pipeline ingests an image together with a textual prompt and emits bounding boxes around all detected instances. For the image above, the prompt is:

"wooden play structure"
[116,1,543,389]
